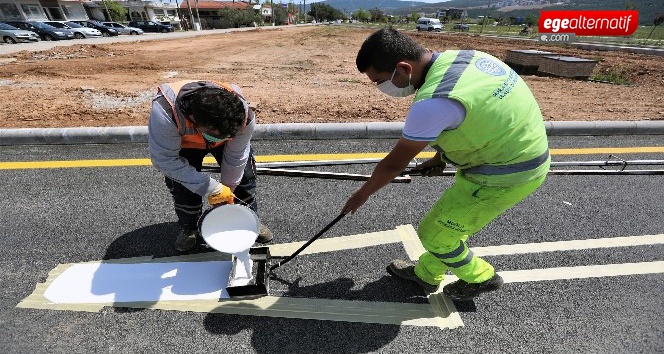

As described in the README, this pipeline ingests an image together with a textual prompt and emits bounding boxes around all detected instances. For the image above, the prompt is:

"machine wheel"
[43,34,54,41]
[102,32,110,37]
[161,28,169,33]
[74,33,85,39]
[3,36,16,44]
[130,31,138,35]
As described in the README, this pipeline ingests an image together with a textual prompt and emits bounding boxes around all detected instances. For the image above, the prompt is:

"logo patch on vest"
[475,58,506,76]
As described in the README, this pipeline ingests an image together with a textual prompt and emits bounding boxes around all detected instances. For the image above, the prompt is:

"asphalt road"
[0,135,663,353]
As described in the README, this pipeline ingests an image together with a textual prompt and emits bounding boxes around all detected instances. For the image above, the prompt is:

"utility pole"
[194,0,201,30]
[271,0,275,26]
[101,0,111,21]
[185,0,195,30]
[481,11,488,33]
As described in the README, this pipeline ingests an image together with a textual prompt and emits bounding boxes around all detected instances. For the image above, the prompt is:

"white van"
[416,18,443,32]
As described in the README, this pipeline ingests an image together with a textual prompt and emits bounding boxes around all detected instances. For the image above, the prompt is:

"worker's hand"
[411,159,447,177]
[207,184,235,206]
[342,190,370,215]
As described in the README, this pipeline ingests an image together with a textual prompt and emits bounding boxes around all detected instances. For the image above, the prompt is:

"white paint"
[199,204,260,254]
[43,261,233,303]
[230,251,254,286]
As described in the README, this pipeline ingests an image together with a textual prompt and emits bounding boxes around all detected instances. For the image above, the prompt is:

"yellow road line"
[0,147,662,170]
[551,147,664,155]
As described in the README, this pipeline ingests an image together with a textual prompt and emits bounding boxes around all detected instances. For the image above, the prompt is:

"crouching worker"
[149,80,273,252]
[342,28,550,301]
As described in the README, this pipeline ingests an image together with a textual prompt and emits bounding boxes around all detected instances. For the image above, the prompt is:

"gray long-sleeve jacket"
[148,84,255,197]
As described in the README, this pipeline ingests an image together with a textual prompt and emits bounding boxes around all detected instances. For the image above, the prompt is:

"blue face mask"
[202,133,226,142]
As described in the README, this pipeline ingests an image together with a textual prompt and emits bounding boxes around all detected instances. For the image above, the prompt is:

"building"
[0,0,182,26]
[85,0,180,27]
[0,0,87,22]
[179,0,254,30]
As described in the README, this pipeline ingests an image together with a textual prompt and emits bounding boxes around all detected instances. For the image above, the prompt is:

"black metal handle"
[270,213,347,272]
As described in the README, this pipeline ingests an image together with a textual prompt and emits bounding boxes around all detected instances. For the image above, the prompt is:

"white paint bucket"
[198,204,260,254]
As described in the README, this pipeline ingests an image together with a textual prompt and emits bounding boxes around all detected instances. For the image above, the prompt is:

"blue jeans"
[164,145,258,231]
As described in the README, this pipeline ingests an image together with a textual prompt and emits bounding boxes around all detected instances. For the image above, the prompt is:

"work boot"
[442,273,504,301]
[176,229,198,252]
[256,223,273,244]
[386,259,439,294]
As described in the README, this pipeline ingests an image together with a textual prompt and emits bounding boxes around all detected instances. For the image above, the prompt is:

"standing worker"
[342,28,550,301]
[149,80,273,252]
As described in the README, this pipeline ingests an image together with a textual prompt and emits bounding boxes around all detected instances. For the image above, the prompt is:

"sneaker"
[386,259,439,294]
[176,229,198,252]
[442,273,504,301]
[256,223,273,244]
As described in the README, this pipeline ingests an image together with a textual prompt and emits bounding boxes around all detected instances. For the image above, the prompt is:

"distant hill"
[314,0,432,12]
[317,0,662,25]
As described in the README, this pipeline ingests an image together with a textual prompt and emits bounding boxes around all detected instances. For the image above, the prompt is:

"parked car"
[102,22,144,35]
[128,21,174,33]
[416,17,443,32]
[69,20,119,37]
[42,21,101,39]
[452,24,470,32]
[0,22,40,44]
[4,21,74,41]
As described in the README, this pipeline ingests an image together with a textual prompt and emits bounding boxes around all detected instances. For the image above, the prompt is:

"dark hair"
[356,27,427,73]
[187,87,246,138]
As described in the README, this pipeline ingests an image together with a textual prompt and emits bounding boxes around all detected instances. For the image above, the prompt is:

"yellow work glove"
[207,184,235,206]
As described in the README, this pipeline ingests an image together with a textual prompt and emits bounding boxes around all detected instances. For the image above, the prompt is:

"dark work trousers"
[164,145,258,231]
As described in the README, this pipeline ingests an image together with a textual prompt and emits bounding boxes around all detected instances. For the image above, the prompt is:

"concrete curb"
[1,121,663,146]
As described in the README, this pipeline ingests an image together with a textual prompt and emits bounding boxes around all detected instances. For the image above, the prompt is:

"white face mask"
[377,68,416,97]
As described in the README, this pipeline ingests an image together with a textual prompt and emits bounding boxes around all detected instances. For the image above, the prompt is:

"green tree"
[409,11,420,23]
[308,3,344,22]
[217,8,263,28]
[103,0,127,22]
[369,8,385,23]
[525,14,537,27]
[273,5,288,25]
[353,9,370,22]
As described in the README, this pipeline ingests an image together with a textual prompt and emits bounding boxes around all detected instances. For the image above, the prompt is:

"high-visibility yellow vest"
[415,50,550,186]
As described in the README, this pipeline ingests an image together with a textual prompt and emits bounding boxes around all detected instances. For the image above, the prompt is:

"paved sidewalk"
[1,121,663,145]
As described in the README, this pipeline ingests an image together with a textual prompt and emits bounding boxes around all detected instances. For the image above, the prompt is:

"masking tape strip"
[395,224,426,261]
[17,226,457,329]
[393,224,464,329]
[268,229,402,258]
[148,296,448,327]
[17,266,450,327]
[473,233,664,257]
[439,261,664,286]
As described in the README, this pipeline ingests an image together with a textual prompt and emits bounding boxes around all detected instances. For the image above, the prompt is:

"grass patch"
[591,68,631,85]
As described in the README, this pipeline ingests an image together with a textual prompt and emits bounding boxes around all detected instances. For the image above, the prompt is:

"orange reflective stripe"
[158,80,249,149]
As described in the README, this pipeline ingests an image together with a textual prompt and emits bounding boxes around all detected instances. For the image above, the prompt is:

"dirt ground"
[1,26,663,129]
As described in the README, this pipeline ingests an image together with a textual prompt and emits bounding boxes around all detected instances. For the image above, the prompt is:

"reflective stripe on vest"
[433,50,475,97]
[463,149,550,175]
